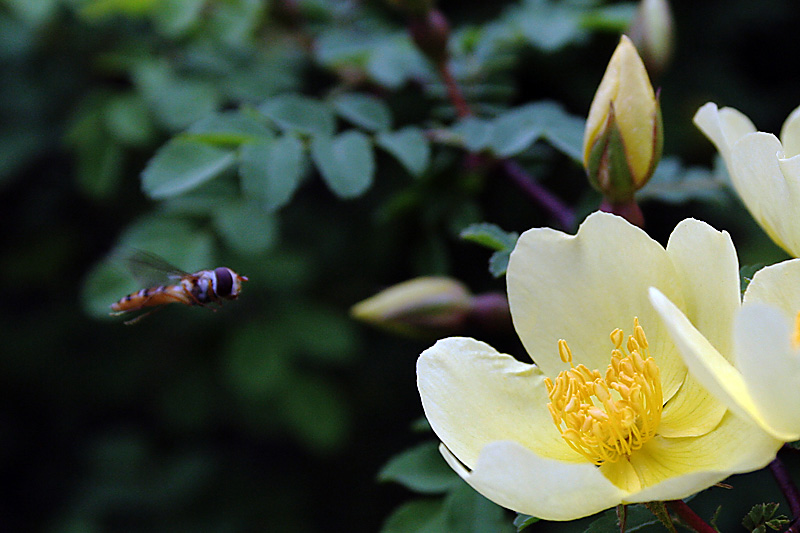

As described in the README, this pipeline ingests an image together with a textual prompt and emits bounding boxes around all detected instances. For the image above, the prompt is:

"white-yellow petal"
[693,102,756,168]
[780,104,800,158]
[656,219,735,436]
[733,304,800,440]
[665,218,739,359]
[648,288,762,431]
[729,133,800,256]
[623,412,781,503]
[743,258,800,314]
[417,337,582,467]
[441,441,626,521]
[507,212,686,401]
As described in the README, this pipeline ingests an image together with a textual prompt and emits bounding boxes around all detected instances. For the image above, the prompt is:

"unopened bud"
[351,277,472,337]
[583,35,663,204]
[628,0,674,78]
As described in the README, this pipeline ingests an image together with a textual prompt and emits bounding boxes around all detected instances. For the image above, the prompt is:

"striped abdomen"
[110,284,193,313]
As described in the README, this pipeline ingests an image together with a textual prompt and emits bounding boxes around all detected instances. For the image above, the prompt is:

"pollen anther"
[546,318,662,465]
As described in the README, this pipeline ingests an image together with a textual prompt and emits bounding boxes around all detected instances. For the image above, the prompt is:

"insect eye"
[214,267,234,298]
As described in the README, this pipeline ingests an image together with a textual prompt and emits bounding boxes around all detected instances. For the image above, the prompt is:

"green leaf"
[223,321,293,400]
[742,503,789,533]
[367,36,433,89]
[152,0,205,37]
[514,514,540,531]
[378,441,460,494]
[513,0,587,52]
[451,117,494,152]
[543,111,585,162]
[239,135,307,210]
[637,157,728,204]
[489,249,511,278]
[376,127,431,177]
[133,61,219,130]
[490,105,545,157]
[488,101,584,159]
[280,374,349,453]
[740,264,764,294]
[381,499,448,533]
[104,93,157,147]
[443,483,514,533]
[185,111,274,147]
[141,138,236,199]
[332,93,392,132]
[259,94,336,137]
[280,302,358,363]
[213,200,278,254]
[311,131,375,198]
[460,223,518,251]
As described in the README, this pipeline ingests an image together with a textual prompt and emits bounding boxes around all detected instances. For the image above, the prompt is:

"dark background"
[1,0,798,531]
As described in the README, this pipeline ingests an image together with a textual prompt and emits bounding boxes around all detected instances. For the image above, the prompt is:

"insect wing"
[123,250,189,287]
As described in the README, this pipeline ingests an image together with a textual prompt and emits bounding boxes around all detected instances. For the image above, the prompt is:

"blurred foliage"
[3,0,800,531]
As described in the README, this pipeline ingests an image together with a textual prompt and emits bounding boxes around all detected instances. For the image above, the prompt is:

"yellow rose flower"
[417,212,782,521]
[651,258,800,443]
[694,102,800,257]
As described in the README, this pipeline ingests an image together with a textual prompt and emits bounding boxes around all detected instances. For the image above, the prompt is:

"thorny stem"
[769,455,800,532]
[405,8,576,229]
[667,500,716,533]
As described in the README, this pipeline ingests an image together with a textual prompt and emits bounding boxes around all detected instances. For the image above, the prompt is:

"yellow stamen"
[547,318,662,465]
[792,311,800,350]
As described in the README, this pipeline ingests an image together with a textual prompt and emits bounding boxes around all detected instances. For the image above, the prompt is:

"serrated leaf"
[141,138,236,199]
[311,131,375,198]
[259,94,336,137]
[378,441,460,494]
[240,135,307,210]
[376,127,430,177]
[460,223,518,251]
[332,93,392,132]
[381,499,448,533]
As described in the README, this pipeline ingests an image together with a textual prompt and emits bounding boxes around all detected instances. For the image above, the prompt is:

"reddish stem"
[667,500,716,533]
[438,60,472,119]
[503,160,575,229]
[770,457,800,523]
[408,8,575,229]
[599,198,644,228]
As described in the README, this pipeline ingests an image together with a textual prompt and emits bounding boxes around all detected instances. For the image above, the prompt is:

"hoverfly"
[110,251,248,325]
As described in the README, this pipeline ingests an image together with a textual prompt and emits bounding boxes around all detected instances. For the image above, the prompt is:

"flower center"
[792,311,800,350]
[544,318,663,465]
